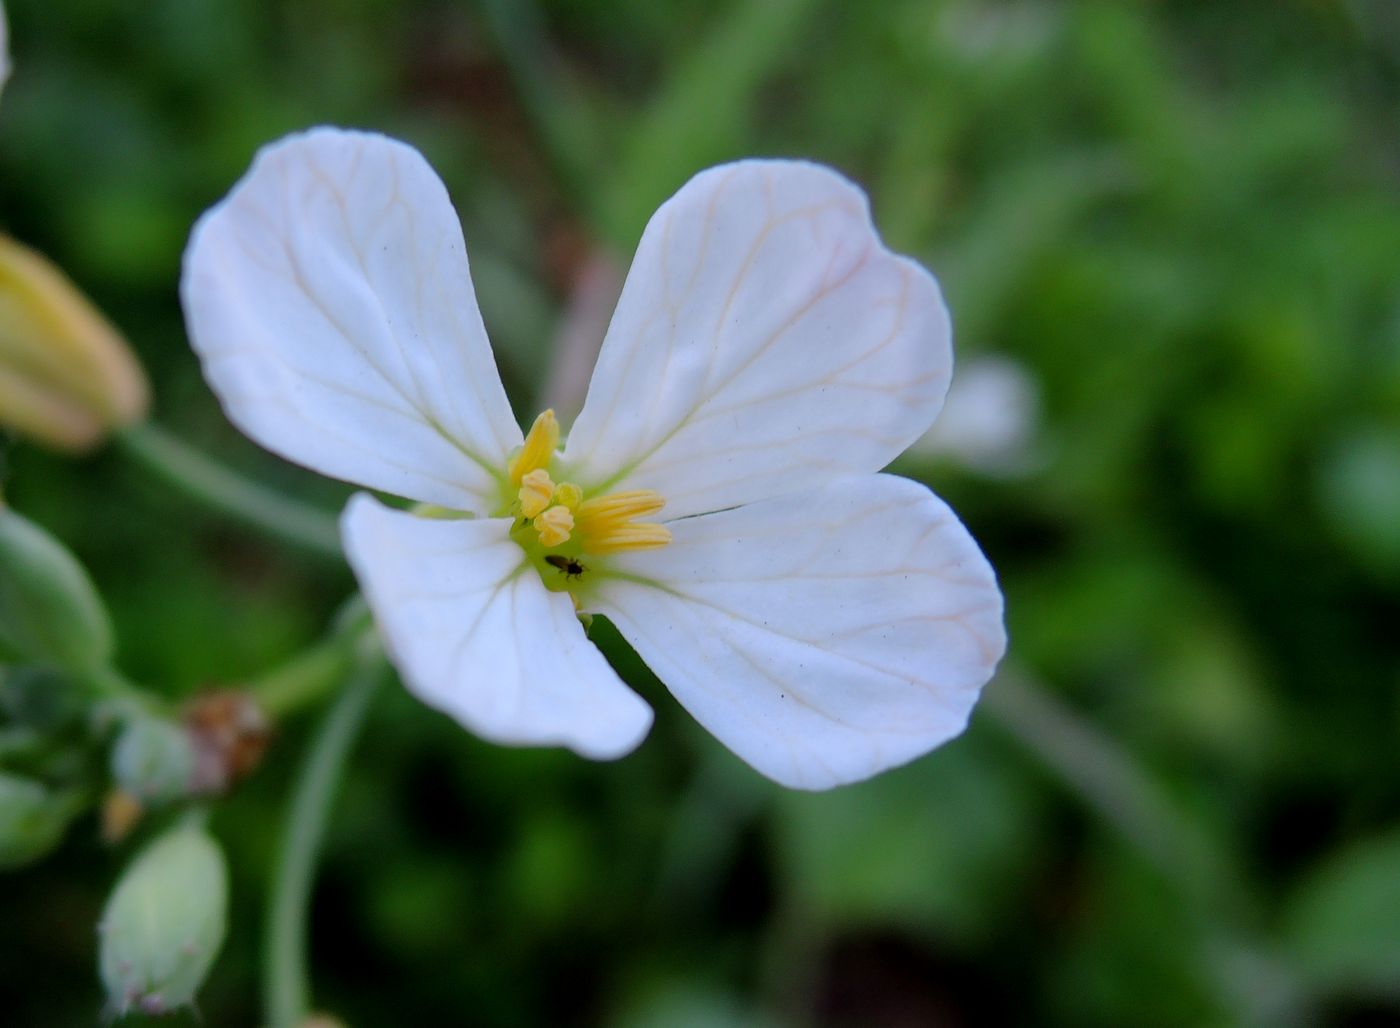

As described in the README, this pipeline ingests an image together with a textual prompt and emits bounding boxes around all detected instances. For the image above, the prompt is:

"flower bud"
[101,789,145,845]
[99,820,227,1017]
[184,689,270,795]
[0,502,114,671]
[0,234,149,451]
[0,771,80,870]
[110,716,196,805]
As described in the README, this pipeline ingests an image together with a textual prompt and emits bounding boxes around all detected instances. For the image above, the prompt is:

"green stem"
[81,666,167,716]
[116,422,342,560]
[250,596,373,720]
[264,647,384,1028]
[251,637,357,721]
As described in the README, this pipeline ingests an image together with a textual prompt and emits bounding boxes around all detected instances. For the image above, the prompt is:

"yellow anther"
[534,505,574,547]
[554,482,583,509]
[508,409,559,485]
[585,523,673,555]
[571,489,670,554]
[575,490,666,531]
[500,418,672,566]
[518,468,555,519]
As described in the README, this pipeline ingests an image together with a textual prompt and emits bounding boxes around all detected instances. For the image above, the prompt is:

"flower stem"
[263,643,384,1028]
[251,637,357,721]
[81,666,167,715]
[116,422,342,560]
[251,595,373,721]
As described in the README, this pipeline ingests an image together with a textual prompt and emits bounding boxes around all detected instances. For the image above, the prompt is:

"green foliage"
[1283,829,1400,999]
[0,504,113,671]
[0,769,82,870]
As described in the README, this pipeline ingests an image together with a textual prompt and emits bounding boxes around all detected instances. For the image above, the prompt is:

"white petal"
[0,2,10,98]
[341,494,652,759]
[563,160,951,518]
[592,475,1004,789]
[183,128,520,510]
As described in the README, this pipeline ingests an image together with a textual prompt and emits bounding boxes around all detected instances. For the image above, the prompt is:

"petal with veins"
[593,475,1004,789]
[563,160,951,518]
[342,495,653,759]
[183,128,520,511]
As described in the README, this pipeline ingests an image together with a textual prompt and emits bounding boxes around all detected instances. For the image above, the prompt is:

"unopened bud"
[99,819,227,1017]
[0,771,80,870]
[110,716,196,805]
[101,789,145,845]
[0,234,149,451]
[184,689,270,795]
[0,503,114,671]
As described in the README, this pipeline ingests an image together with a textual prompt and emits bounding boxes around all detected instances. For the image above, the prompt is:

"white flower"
[912,354,1040,476]
[181,128,1006,789]
[0,1,10,99]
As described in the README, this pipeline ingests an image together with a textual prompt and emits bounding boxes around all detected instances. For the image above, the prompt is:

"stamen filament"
[585,523,673,555]
[575,490,665,529]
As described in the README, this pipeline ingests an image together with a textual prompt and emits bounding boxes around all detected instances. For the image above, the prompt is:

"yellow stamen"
[575,490,666,531]
[508,409,559,485]
[518,468,555,519]
[554,482,583,509]
[535,504,574,547]
[570,488,670,554]
[585,522,673,555]
[501,410,674,571]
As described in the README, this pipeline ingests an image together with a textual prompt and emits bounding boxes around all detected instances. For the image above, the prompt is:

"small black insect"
[544,555,587,579]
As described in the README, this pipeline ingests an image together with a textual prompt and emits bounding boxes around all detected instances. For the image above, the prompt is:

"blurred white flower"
[913,354,1040,477]
[0,2,9,99]
[181,128,1005,789]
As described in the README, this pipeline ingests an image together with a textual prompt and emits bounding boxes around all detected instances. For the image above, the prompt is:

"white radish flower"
[181,128,1005,789]
[0,1,9,99]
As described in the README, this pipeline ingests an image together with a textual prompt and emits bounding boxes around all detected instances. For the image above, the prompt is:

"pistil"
[505,410,673,576]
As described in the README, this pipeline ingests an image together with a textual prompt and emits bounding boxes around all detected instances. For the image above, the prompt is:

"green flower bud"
[111,717,195,805]
[0,771,80,870]
[99,820,227,1017]
[0,503,114,671]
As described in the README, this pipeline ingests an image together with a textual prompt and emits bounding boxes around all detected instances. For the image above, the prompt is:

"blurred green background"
[3,0,1399,1024]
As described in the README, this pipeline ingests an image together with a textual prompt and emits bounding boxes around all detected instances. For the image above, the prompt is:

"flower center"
[502,409,671,593]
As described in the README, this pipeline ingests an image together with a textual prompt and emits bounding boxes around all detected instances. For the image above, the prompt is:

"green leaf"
[0,504,114,672]
[1282,828,1400,998]
[600,0,821,245]
[772,737,1037,942]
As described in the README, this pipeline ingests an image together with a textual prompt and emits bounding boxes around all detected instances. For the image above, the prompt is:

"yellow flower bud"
[0,235,149,451]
